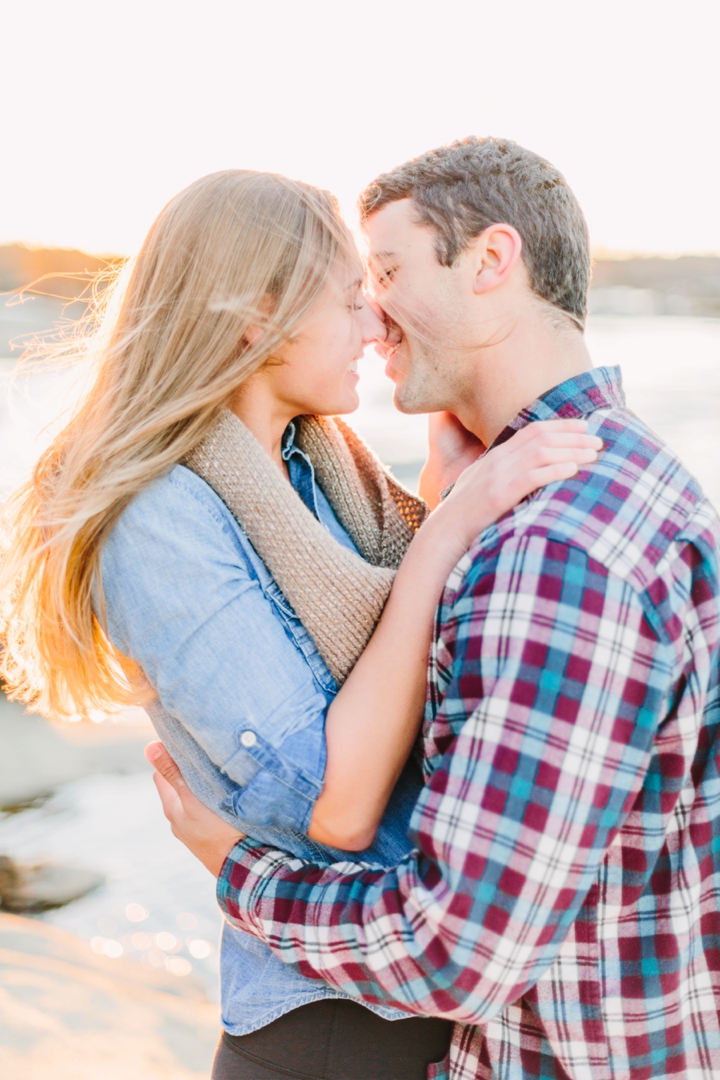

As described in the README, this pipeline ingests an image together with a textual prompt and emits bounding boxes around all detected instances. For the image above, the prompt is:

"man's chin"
[386,353,442,413]
[391,381,432,415]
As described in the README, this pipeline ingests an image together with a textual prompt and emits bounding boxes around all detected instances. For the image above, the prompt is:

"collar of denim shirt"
[281,420,322,520]
[280,421,360,557]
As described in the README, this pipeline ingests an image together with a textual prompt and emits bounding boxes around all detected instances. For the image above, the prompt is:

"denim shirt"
[100,422,421,1033]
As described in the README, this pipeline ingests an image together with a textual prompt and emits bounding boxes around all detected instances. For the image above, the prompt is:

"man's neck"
[455,310,594,446]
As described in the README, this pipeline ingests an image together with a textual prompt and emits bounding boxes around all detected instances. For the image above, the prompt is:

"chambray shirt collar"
[490,365,625,449]
[281,419,361,557]
[280,419,301,461]
[280,419,322,520]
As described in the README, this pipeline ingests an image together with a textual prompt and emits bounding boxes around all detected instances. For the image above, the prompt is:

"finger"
[503,418,585,444]
[526,418,589,431]
[152,769,183,824]
[511,431,602,453]
[498,460,579,507]
[494,429,602,464]
[521,431,603,451]
[493,449,596,497]
[517,446,600,468]
[145,741,190,794]
[526,460,584,487]
[511,462,578,498]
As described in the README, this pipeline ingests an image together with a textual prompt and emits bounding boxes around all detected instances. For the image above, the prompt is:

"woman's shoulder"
[104,463,249,566]
[127,462,233,519]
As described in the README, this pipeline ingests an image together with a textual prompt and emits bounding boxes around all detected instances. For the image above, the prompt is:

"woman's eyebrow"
[345,277,365,291]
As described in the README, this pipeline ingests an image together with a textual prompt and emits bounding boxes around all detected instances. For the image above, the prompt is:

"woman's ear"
[243,323,264,346]
[472,224,523,295]
[243,293,274,346]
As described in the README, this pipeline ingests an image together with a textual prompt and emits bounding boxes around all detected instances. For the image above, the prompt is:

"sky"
[3,0,720,257]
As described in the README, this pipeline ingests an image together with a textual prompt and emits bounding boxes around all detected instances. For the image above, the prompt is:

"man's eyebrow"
[369,250,397,263]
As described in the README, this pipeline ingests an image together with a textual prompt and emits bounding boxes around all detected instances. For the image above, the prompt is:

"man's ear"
[472,224,523,295]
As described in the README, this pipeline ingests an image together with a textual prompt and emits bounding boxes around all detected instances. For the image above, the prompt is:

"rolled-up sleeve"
[214,534,671,1022]
[100,466,330,833]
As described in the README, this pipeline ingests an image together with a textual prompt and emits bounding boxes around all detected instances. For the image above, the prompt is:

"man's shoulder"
[455,404,719,599]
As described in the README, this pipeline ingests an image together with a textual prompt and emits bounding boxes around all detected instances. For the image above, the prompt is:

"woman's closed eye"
[347,284,366,311]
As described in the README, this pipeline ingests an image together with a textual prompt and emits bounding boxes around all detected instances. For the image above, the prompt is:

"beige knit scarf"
[185,409,427,684]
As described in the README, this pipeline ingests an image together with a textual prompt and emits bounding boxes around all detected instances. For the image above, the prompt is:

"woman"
[0,170,600,1079]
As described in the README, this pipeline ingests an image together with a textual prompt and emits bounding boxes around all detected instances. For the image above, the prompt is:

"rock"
[0,912,219,1079]
[0,857,104,912]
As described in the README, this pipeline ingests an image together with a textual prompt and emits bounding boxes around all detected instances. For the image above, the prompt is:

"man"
[149,137,720,1079]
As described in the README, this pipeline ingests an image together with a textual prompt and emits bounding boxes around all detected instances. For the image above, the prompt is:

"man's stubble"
[389,301,470,417]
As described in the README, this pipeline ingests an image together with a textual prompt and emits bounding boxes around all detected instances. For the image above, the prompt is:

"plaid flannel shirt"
[217,367,720,1080]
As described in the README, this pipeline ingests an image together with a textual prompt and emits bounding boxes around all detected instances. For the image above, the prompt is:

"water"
[585,318,720,509]
[0,771,223,999]
[2,316,718,504]
[0,315,718,1002]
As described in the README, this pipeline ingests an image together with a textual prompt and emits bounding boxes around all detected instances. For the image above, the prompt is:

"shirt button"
[240,730,257,749]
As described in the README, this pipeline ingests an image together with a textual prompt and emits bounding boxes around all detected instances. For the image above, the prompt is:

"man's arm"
[161,534,672,1023]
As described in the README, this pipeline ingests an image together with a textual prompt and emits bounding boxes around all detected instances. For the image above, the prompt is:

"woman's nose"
[361,295,389,343]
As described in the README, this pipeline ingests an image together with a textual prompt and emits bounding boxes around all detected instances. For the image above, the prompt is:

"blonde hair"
[0,170,356,717]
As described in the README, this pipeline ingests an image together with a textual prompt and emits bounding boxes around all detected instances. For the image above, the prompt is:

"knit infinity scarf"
[185,409,427,684]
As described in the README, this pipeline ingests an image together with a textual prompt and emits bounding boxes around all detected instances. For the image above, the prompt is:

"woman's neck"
[227,376,294,475]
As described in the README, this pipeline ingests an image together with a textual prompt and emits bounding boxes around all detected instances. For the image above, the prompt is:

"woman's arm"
[101,469,334,837]
[308,418,602,850]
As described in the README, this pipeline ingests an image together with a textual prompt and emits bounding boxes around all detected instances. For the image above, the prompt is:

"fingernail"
[145,742,162,762]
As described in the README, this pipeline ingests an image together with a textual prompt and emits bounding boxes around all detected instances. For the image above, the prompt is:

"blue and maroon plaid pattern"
[218,367,720,1079]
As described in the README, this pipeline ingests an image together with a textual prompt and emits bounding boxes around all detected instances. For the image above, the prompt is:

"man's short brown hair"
[360,137,590,328]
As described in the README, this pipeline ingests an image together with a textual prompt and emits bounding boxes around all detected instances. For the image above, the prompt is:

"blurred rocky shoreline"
[0,692,150,908]
[590,254,720,317]
[1,246,720,369]
[0,694,220,1077]
[1,245,719,361]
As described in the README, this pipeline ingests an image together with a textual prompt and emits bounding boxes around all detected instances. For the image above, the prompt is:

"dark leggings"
[212,998,452,1080]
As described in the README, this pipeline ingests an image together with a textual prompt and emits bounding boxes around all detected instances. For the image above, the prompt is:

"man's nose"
[383,317,402,347]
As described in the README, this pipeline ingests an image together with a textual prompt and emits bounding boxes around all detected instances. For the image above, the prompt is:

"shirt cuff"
[216,837,287,938]
[221,730,323,835]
